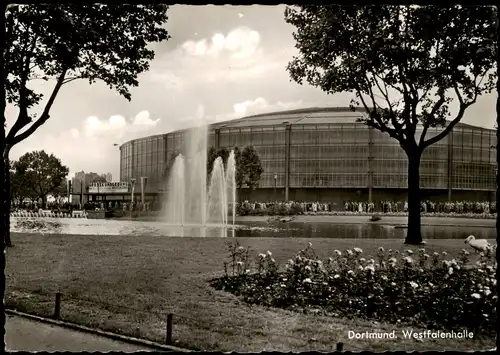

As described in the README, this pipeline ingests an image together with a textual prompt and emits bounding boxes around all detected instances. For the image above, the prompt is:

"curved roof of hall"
[209,106,368,128]
[122,107,492,146]
[208,106,490,131]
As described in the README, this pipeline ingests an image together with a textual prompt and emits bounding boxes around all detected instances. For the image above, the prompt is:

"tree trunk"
[3,148,12,247]
[405,150,423,245]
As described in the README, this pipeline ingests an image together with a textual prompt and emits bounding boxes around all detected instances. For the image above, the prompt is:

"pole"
[274,174,277,198]
[166,314,173,345]
[54,292,61,320]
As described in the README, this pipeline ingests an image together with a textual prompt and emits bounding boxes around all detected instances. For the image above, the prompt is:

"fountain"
[164,124,236,237]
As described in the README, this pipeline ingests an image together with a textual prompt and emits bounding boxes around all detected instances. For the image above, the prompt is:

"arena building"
[119,107,497,204]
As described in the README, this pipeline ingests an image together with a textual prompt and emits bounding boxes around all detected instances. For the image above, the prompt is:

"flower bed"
[211,242,497,336]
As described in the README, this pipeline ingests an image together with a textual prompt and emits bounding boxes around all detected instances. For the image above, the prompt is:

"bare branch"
[62,76,82,84]
[8,69,69,147]
[422,102,474,149]
[418,90,446,146]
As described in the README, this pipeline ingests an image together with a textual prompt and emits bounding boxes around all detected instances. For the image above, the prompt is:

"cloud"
[181,27,260,59]
[232,97,305,118]
[83,111,160,139]
[147,26,283,87]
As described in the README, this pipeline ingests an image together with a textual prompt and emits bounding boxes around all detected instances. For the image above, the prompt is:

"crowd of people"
[14,200,162,213]
[236,200,497,215]
[13,198,497,216]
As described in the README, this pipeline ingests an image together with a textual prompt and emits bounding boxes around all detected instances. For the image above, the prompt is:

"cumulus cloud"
[232,97,305,118]
[147,26,283,87]
[182,27,260,59]
[83,111,160,139]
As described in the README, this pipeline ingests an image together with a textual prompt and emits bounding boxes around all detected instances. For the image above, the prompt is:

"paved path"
[5,314,153,352]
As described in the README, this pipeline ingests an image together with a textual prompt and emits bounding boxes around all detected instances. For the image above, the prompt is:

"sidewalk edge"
[6,308,190,352]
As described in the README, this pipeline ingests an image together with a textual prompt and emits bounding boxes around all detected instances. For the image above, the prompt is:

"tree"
[9,164,35,207]
[51,178,68,205]
[1,4,170,247]
[13,150,68,208]
[285,5,497,244]
[206,146,264,193]
[91,175,107,184]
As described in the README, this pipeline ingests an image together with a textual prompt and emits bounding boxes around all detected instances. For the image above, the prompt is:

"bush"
[370,214,381,221]
[211,242,497,336]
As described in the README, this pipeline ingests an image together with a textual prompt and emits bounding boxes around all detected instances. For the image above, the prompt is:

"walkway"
[5,314,153,352]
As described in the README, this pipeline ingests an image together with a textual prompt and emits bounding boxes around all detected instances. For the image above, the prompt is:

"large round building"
[119,107,497,204]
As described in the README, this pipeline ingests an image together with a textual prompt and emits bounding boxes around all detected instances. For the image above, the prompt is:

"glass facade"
[120,109,497,195]
[120,134,165,192]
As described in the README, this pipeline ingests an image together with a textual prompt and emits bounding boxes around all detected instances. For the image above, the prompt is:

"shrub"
[211,243,497,336]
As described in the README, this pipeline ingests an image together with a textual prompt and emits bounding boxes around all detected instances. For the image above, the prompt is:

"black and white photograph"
[2,3,498,352]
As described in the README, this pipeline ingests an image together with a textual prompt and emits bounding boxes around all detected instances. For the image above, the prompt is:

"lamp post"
[274,173,277,197]
[130,178,136,217]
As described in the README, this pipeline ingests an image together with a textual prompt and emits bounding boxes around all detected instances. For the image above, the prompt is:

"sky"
[6,5,497,181]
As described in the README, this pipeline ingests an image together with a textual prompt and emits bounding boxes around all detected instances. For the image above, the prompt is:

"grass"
[5,233,496,352]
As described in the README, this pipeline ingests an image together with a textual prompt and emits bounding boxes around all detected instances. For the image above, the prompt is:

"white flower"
[428,282,434,287]
[347,270,354,275]
[442,251,447,256]
[388,249,393,253]
[271,258,276,263]
[381,275,388,281]
[433,252,439,256]
[358,265,364,271]
[288,259,294,265]
[369,259,375,264]
[267,250,272,256]
[365,264,375,272]
[492,280,497,287]
[484,289,492,296]
[282,278,287,282]
[281,284,286,288]
[236,261,243,266]
[353,247,363,254]
[334,250,342,256]
[423,254,430,259]
[245,269,250,274]
[308,242,313,247]
[391,282,396,286]
[334,274,340,279]
[389,257,397,264]
[259,253,266,258]
[360,258,366,263]
[448,267,453,275]
[409,281,419,289]
[471,293,481,299]
[418,248,425,253]
[378,247,385,252]
[346,249,353,256]
[406,250,414,255]
[403,256,413,264]
[237,246,244,251]
[303,278,312,284]
[305,265,311,271]
[328,257,334,262]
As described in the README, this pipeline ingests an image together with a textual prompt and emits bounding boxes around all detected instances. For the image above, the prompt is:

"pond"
[9,217,497,239]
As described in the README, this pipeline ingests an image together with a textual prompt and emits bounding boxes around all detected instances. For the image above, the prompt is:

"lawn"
[5,233,496,352]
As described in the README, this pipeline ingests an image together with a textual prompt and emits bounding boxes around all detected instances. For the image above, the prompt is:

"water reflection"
[9,218,496,240]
